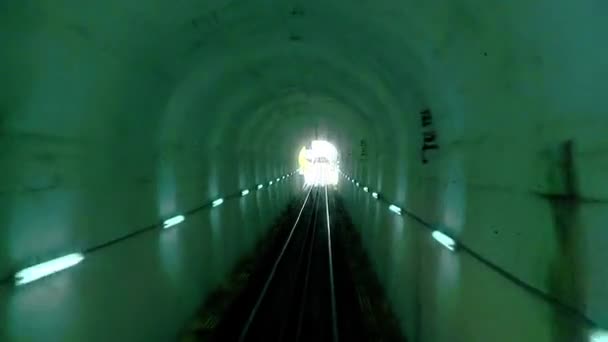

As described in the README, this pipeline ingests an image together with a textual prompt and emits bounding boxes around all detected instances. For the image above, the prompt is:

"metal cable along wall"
[2,171,299,287]
[338,170,603,334]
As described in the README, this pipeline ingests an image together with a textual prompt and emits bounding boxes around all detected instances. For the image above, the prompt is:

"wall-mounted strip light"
[257,184,264,190]
[15,253,85,286]
[591,329,608,342]
[241,189,250,196]
[212,198,224,207]
[363,186,369,192]
[164,215,185,229]
[388,204,402,215]
[432,231,456,251]
[372,192,379,199]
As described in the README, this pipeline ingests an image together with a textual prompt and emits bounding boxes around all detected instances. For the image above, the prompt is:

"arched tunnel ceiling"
[165,23,415,157]
[7,0,422,146]
[1,0,608,341]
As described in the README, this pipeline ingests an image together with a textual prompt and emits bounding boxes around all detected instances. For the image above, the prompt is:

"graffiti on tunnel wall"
[420,109,439,164]
[360,139,367,161]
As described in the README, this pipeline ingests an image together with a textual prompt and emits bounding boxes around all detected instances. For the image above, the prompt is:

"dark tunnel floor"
[180,187,404,342]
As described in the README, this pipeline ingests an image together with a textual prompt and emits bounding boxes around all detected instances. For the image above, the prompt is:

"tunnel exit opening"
[298,140,339,186]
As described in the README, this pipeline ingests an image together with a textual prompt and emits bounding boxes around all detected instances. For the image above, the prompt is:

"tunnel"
[1,1,607,341]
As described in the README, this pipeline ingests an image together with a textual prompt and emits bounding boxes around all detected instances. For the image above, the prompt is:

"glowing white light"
[212,198,224,207]
[591,329,608,342]
[15,253,84,285]
[164,215,185,229]
[372,192,379,199]
[282,176,286,179]
[389,204,402,215]
[351,179,355,183]
[432,231,456,251]
[241,189,250,196]
[269,181,273,185]
[356,182,360,187]
[299,140,339,186]
[276,178,280,182]
[311,140,338,160]
[363,187,369,192]
[257,184,264,190]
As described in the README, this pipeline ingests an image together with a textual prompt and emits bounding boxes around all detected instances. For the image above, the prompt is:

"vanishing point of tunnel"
[0,1,607,341]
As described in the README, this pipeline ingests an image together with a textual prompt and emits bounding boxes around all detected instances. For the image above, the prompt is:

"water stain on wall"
[542,140,587,341]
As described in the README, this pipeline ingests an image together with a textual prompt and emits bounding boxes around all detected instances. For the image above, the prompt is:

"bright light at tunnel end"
[15,253,85,286]
[299,140,339,186]
[163,215,185,229]
[432,231,457,251]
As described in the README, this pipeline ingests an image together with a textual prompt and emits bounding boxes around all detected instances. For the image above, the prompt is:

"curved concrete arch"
[1,1,608,341]
[171,41,408,149]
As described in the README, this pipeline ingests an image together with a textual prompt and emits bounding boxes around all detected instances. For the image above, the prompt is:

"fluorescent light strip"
[389,204,402,215]
[432,231,456,251]
[372,192,379,199]
[591,329,608,342]
[164,215,185,229]
[241,189,250,196]
[15,253,84,286]
[257,184,264,190]
[212,198,224,207]
[363,186,369,192]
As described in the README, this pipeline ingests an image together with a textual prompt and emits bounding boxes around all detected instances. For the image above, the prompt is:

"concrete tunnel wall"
[0,1,607,341]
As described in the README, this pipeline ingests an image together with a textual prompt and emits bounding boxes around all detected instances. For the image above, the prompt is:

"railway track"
[207,186,345,341]
[238,186,338,341]
[205,186,402,342]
